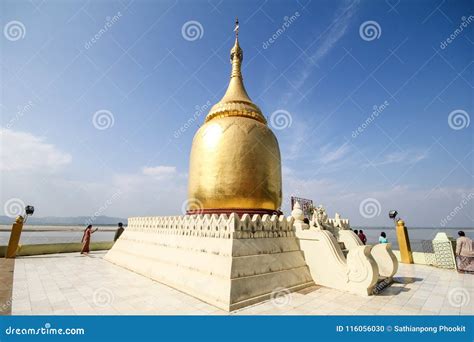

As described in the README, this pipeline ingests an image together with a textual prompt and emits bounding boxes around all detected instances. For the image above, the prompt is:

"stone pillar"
[432,232,456,269]
[291,202,308,230]
[5,216,24,258]
[396,219,413,264]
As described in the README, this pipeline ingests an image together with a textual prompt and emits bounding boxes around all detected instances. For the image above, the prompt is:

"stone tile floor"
[10,251,473,315]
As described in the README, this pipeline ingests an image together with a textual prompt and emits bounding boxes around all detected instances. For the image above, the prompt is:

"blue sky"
[1,0,473,227]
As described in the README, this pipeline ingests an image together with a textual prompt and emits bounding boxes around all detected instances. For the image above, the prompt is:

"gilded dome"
[187,20,282,214]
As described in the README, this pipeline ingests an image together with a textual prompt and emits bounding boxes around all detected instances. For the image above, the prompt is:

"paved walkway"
[0,259,15,315]
[11,251,473,315]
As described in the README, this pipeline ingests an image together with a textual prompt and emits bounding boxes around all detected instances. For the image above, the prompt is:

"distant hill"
[0,215,127,226]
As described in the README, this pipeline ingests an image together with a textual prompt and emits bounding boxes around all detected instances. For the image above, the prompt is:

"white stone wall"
[105,213,313,311]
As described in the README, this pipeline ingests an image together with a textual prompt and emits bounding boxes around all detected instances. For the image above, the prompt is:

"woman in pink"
[456,231,474,273]
[80,225,98,255]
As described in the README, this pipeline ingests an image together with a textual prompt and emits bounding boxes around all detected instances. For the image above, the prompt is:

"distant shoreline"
[0,225,472,232]
[0,226,118,232]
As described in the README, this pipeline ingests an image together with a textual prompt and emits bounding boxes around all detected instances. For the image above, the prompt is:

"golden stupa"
[187,19,282,215]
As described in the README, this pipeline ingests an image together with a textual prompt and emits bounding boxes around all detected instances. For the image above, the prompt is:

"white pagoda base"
[104,213,314,311]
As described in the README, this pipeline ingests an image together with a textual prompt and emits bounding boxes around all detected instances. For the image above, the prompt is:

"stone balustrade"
[327,217,350,229]
[126,213,295,239]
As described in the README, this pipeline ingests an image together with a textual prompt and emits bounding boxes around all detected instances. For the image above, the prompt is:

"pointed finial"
[203,16,267,125]
[230,17,243,66]
[234,17,239,38]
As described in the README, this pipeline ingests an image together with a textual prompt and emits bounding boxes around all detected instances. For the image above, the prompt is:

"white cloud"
[110,168,187,216]
[1,164,187,218]
[281,0,360,105]
[142,165,177,178]
[320,142,351,164]
[310,0,360,65]
[368,150,428,167]
[280,119,313,161]
[0,128,72,172]
[0,129,185,217]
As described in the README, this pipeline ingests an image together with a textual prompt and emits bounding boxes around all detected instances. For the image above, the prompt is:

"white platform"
[104,214,314,311]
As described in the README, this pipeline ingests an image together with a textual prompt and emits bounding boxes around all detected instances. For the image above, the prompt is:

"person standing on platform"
[114,222,125,242]
[80,224,98,255]
[354,229,359,236]
[379,232,388,244]
[456,231,474,273]
[358,230,367,244]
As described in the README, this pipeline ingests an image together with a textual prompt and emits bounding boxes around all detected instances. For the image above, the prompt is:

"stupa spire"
[230,17,242,78]
[204,19,267,124]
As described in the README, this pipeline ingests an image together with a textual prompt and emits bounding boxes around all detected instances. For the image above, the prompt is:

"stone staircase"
[338,241,348,257]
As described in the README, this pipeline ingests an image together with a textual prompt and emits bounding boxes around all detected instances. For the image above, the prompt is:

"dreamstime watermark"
[440,192,474,227]
[440,16,474,50]
[270,287,292,308]
[448,287,470,308]
[359,20,381,41]
[262,11,300,49]
[269,109,292,130]
[6,100,35,129]
[4,20,26,41]
[174,100,211,139]
[181,198,204,215]
[3,198,25,218]
[84,12,122,49]
[448,109,470,130]
[181,20,204,41]
[84,190,123,226]
[359,198,381,219]
[5,323,85,336]
[92,109,115,130]
[92,287,115,307]
[352,100,389,139]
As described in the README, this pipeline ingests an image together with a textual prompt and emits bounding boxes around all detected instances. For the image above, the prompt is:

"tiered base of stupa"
[104,213,314,311]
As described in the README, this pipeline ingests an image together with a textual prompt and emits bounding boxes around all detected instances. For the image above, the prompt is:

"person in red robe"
[358,230,367,245]
[80,225,98,255]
